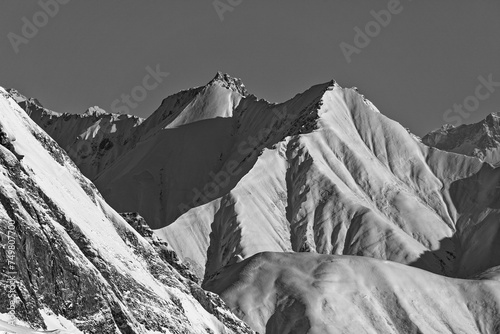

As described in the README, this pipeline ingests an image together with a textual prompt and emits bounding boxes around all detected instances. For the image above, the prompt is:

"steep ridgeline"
[8,89,144,180]
[15,75,500,284]
[0,88,253,333]
[423,112,500,166]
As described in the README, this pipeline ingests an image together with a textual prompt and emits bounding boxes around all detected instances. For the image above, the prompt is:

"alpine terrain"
[4,73,500,333]
[0,87,254,333]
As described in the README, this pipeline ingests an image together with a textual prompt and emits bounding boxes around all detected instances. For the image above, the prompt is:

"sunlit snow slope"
[0,88,253,334]
[205,252,500,334]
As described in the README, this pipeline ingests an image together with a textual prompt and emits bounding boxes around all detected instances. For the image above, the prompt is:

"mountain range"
[423,112,500,166]
[2,73,500,333]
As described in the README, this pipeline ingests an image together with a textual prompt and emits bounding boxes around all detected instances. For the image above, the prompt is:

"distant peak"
[84,106,107,117]
[6,88,22,97]
[209,71,248,96]
[6,88,27,103]
[6,88,44,108]
[486,111,500,120]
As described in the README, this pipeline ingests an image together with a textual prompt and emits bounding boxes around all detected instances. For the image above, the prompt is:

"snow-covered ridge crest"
[8,88,146,180]
[7,87,141,121]
[423,110,500,164]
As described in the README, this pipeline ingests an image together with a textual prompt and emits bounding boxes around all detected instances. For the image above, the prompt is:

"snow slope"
[205,252,500,334]
[0,88,253,333]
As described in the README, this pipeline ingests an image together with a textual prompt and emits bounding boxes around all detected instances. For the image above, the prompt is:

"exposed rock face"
[0,88,254,333]
[119,212,199,284]
[423,112,500,165]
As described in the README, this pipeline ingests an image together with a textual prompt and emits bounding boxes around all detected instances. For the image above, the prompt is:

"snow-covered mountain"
[90,75,498,280]
[0,88,253,333]
[423,112,500,165]
[11,74,500,333]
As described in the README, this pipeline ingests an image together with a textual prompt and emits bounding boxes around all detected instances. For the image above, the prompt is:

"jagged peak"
[6,88,44,108]
[79,106,144,122]
[6,88,139,120]
[84,106,108,117]
[208,71,248,96]
[6,87,25,100]
[485,111,500,124]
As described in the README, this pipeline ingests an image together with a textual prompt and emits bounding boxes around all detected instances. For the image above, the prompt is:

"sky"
[1,0,500,136]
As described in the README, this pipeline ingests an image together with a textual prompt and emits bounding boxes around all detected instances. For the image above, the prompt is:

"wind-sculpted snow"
[204,252,500,334]
[0,88,254,333]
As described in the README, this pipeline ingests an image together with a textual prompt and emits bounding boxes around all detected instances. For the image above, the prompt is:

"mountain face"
[423,112,500,166]
[0,88,253,333]
[12,74,500,333]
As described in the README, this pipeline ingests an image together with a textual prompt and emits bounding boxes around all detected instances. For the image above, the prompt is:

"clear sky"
[1,0,499,136]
